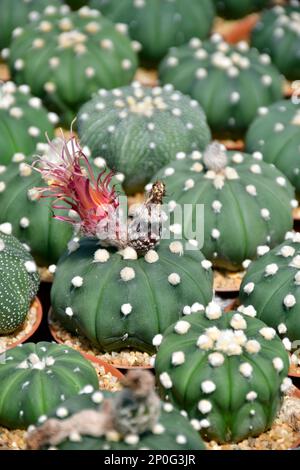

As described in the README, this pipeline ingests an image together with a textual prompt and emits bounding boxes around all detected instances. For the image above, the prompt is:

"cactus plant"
[246,100,300,195]
[89,0,215,63]
[155,301,290,443]
[0,229,40,334]
[8,6,138,125]
[0,81,57,166]
[251,4,300,81]
[159,35,283,136]
[151,142,296,271]
[239,231,300,344]
[0,341,99,429]
[213,0,270,19]
[26,370,206,450]
[78,82,211,194]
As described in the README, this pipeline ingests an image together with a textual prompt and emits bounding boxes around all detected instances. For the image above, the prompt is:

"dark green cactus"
[239,231,300,344]
[152,143,295,271]
[246,100,300,195]
[8,7,138,126]
[251,4,300,81]
[0,229,40,334]
[78,82,211,194]
[0,342,99,429]
[89,0,215,63]
[159,35,283,136]
[155,302,290,443]
[213,0,270,19]
[51,238,213,354]
[0,81,56,166]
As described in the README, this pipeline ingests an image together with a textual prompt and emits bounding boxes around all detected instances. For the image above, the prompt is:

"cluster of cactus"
[155,301,290,443]
[0,341,99,429]
[213,0,270,19]
[78,82,211,193]
[152,142,296,271]
[26,370,206,450]
[239,231,300,344]
[159,35,283,135]
[89,0,215,63]
[0,81,57,166]
[251,3,300,81]
[246,100,300,195]
[0,229,40,335]
[8,6,139,125]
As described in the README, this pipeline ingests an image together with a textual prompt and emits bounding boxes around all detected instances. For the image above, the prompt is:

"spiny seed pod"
[159,35,283,136]
[213,0,270,20]
[8,6,138,125]
[246,100,300,195]
[0,0,65,51]
[78,82,211,194]
[151,143,296,271]
[251,3,300,81]
[0,81,56,166]
[51,238,213,354]
[0,342,99,429]
[155,302,290,443]
[89,0,215,63]
[0,228,40,334]
[239,231,300,344]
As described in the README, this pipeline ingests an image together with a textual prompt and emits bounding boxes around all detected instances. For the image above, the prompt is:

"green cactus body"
[8,7,138,125]
[90,0,215,63]
[213,0,269,19]
[51,238,213,354]
[155,303,290,443]
[251,4,300,81]
[34,390,206,450]
[78,83,211,194]
[239,232,300,344]
[152,144,295,271]
[0,82,56,166]
[0,342,99,429]
[159,36,283,136]
[0,229,40,334]
[246,100,300,195]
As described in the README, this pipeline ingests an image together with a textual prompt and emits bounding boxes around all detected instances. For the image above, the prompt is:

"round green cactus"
[0,81,56,166]
[151,143,296,271]
[51,238,213,354]
[159,35,283,136]
[246,100,300,195]
[239,231,300,344]
[0,229,40,334]
[8,6,138,125]
[0,341,99,429]
[213,0,270,19]
[155,302,290,443]
[251,4,300,81]
[89,0,215,63]
[78,82,211,194]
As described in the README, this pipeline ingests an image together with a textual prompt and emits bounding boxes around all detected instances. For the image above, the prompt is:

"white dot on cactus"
[260,208,270,220]
[175,435,187,445]
[184,178,195,190]
[199,419,211,429]
[176,152,186,160]
[175,320,191,336]
[14,59,24,70]
[246,391,257,402]
[124,434,139,446]
[272,357,284,372]
[201,260,212,270]
[164,167,175,177]
[190,419,201,431]
[0,166,6,175]
[171,351,185,366]
[65,307,74,317]
[211,228,220,240]
[264,263,278,276]
[281,377,293,393]
[238,305,257,318]
[91,391,103,404]
[152,334,163,347]
[28,126,40,137]
[152,423,165,435]
[197,334,213,350]
[1,48,9,59]
[239,363,253,378]
[243,282,255,295]
[261,75,272,86]
[168,273,181,286]
[56,407,68,418]
[169,241,184,256]
[149,142,156,150]
[198,399,212,415]
[85,67,95,78]
[0,239,5,252]
[250,164,261,175]
[144,250,159,264]
[274,122,285,133]
[282,337,292,351]
[44,82,56,93]
[121,303,132,316]
[290,255,300,269]
[283,294,296,308]
[93,157,106,169]
[201,380,216,394]
[0,182,6,193]
[279,245,295,258]
[276,176,286,186]
[67,239,80,253]
[107,125,115,134]
[182,306,192,316]
[120,267,135,282]
[94,249,110,263]
[191,302,204,313]
[246,184,257,196]
[277,323,287,335]
[191,162,203,173]
[245,340,261,354]
[9,107,23,119]
[211,200,222,214]
[24,260,37,273]
[230,91,240,104]
[230,314,247,330]
[163,403,173,413]
[290,199,298,209]
[256,245,269,257]
[71,276,83,288]
[101,38,114,50]
[196,68,207,79]
[159,372,173,389]
[38,415,47,424]
[205,302,222,320]
[208,352,224,367]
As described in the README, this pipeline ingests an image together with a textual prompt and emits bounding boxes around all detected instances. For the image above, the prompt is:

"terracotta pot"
[134,68,158,88]
[220,13,260,44]
[224,298,239,312]
[289,363,300,380]
[214,269,245,294]
[220,139,245,151]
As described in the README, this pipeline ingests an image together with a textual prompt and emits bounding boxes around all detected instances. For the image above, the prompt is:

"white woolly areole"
[294,272,300,285]
[201,380,216,394]
[259,327,276,340]
[239,362,253,378]
[174,320,191,335]
[199,419,210,429]
[201,260,212,270]
[121,303,132,316]
[144,250,159,263]
[278,323,287,335]
[197,334,214,350]
[230,314,247,330]
[198,399,212,414]
[120,267,135,281]
[246,391,257,402]
[203,142,227,172]
[71,276,83,287]
[169,241,184,255]
[283,294,296,308]
[152,334,163,347]
[24,260,37,273]
[281,377,292,393]
[208,352,224,367]
[257,245,270,257]
[205,302,222,320]
[171,351,185,366]
[243,282,255,295]
[120,247,138,260]
[0,223,12,235]
[273,357,284,372]
[280,246,295,258]
[168,273,181,285]
[245,340,261,354]
[94,249,110,263]
[159,372,173,389]
[282,337,292,351]
[265,263,278,276]
[290,255,300,269]
[65,307,74,317]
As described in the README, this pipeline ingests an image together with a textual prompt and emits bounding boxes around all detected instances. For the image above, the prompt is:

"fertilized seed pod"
[251,3,300,81]
[8,6,138,125]
[155,302,290,443]
[78,82,211,194]
[0,341,99,429]
[0,81,56,165]
[213,0,269,20]
[152,142,295,271]
[159,35,283,136]
[89,0,215,63]
[239,231,300,343]
[0,230,40,334]
[246,100,300,195]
